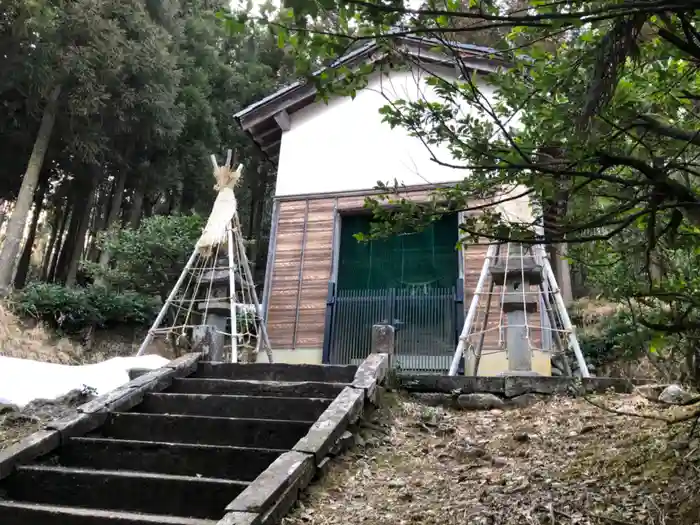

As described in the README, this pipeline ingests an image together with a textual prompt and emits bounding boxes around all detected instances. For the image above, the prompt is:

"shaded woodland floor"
[285,392,700,525]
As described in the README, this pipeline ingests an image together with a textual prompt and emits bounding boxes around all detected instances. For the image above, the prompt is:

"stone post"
[371,324,395,386]
[192,325,226,362]
[196,256,234,361]
[489,244,542,374]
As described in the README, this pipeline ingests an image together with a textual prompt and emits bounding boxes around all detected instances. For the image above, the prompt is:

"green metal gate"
[323,213,461,373]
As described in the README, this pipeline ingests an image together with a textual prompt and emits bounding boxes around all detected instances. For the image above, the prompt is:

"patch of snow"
[0,355,169,409]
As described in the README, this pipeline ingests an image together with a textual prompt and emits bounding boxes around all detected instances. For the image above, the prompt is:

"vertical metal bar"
[261,199,280,323]
[137,247,199,356]
[538,243,590,377]
[291,199,310,350]
[389,287,397,366]
[449,243,498,376]
[227,226,238,363]
[330,200,341,282]
[474,243,501,374]
[321,281,336,364]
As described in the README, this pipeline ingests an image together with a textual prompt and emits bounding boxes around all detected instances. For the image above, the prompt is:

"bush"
[11,283,160,334]
[575,310,644,368]
[85,213,204,299]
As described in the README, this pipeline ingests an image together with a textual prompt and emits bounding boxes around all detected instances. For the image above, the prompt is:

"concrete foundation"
[139,393,331,421]
[53,437,282,482]
[169,378,347,399]
[7,464,246,519]
[195,362,357,383]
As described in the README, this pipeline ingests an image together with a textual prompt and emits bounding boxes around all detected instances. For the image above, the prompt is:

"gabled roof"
[234,36,509,162]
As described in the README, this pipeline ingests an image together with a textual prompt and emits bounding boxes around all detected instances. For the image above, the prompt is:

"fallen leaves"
[284,392,700,525]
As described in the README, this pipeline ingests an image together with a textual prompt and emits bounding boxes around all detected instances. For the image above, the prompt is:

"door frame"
[322,207,464,365]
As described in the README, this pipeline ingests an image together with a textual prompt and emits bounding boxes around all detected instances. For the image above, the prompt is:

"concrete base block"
[226,451,314,514]
[352,353,390,404]
[0,430,61,480]
[293,387,364,462]
[219,511,261,525]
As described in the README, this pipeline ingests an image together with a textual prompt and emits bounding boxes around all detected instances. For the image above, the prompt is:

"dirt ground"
[0,303,132,450]
[285,392,700,525]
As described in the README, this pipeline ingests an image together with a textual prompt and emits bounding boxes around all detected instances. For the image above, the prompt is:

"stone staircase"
[0,354,387,525]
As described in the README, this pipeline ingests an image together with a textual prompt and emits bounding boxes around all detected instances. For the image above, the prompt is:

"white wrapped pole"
[136,248,199,356]
[538,244,590,377]
[449,243,497,376]
[198,152,242,253]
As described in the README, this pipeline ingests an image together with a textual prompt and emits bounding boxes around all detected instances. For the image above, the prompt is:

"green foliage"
[11,283,159,333]
[231,1,700,381]
[86,214,204,298]
[575,310,645,367]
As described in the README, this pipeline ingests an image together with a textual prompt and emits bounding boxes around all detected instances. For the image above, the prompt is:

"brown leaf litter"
[285,393,700,525]
[0,303,82,364]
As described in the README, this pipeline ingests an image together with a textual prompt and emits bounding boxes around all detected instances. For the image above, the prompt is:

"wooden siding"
[266,189,542,353]
[266,198,334,349]
[266,189,437,349]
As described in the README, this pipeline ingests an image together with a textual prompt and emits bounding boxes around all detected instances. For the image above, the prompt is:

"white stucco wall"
[275,64,531,222]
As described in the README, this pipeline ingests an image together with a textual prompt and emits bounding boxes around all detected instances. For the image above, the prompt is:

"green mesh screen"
[336,213,459,290]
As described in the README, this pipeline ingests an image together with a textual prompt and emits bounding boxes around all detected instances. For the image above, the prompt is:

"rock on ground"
[658,384,700,406]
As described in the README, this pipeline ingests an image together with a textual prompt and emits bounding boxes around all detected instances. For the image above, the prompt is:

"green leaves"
[87,214,204,298]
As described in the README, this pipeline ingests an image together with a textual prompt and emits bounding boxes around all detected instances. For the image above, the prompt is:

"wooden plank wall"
[266,198,334,349]
[267,189,542,353]
[266,189,434,350]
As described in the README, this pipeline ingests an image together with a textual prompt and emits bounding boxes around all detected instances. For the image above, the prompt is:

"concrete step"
[489,260,543,285]
[3,465,246,519]
[168,378,348,399]
[101,412,313,449]
[53,437,283,482]
[0,500,217,525]
[501,293,539,313]
[195,362,357,383]
[139,393,331,421]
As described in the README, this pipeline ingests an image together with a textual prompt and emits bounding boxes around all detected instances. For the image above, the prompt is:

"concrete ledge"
[166,352,204,377]
[219,511,261,525]
[397,374,653,397]
[0,354,203,482]
[45,411,108,444]
[226,451,314,515]
[399,375,505,394]
[197,362,358,383]
[292,387,364,462]
[352,353,390,404]
[0,430,61,480]
[77,368,177,416]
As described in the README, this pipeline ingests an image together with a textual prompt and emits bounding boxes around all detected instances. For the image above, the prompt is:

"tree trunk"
[143,196,154,219]
[128,186,144,228]
[47,200,71,282]
[0,85,61,296]
[14,179,48,288]
[96,170,127,279]
[65,179,97,287]
[54,197,80,284]
[41,209,62,280]
[88,186,111,261]
[553,243,573,305]
[0,199,7,230]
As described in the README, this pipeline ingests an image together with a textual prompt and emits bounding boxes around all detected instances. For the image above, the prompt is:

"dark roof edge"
[233,36,510,126]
